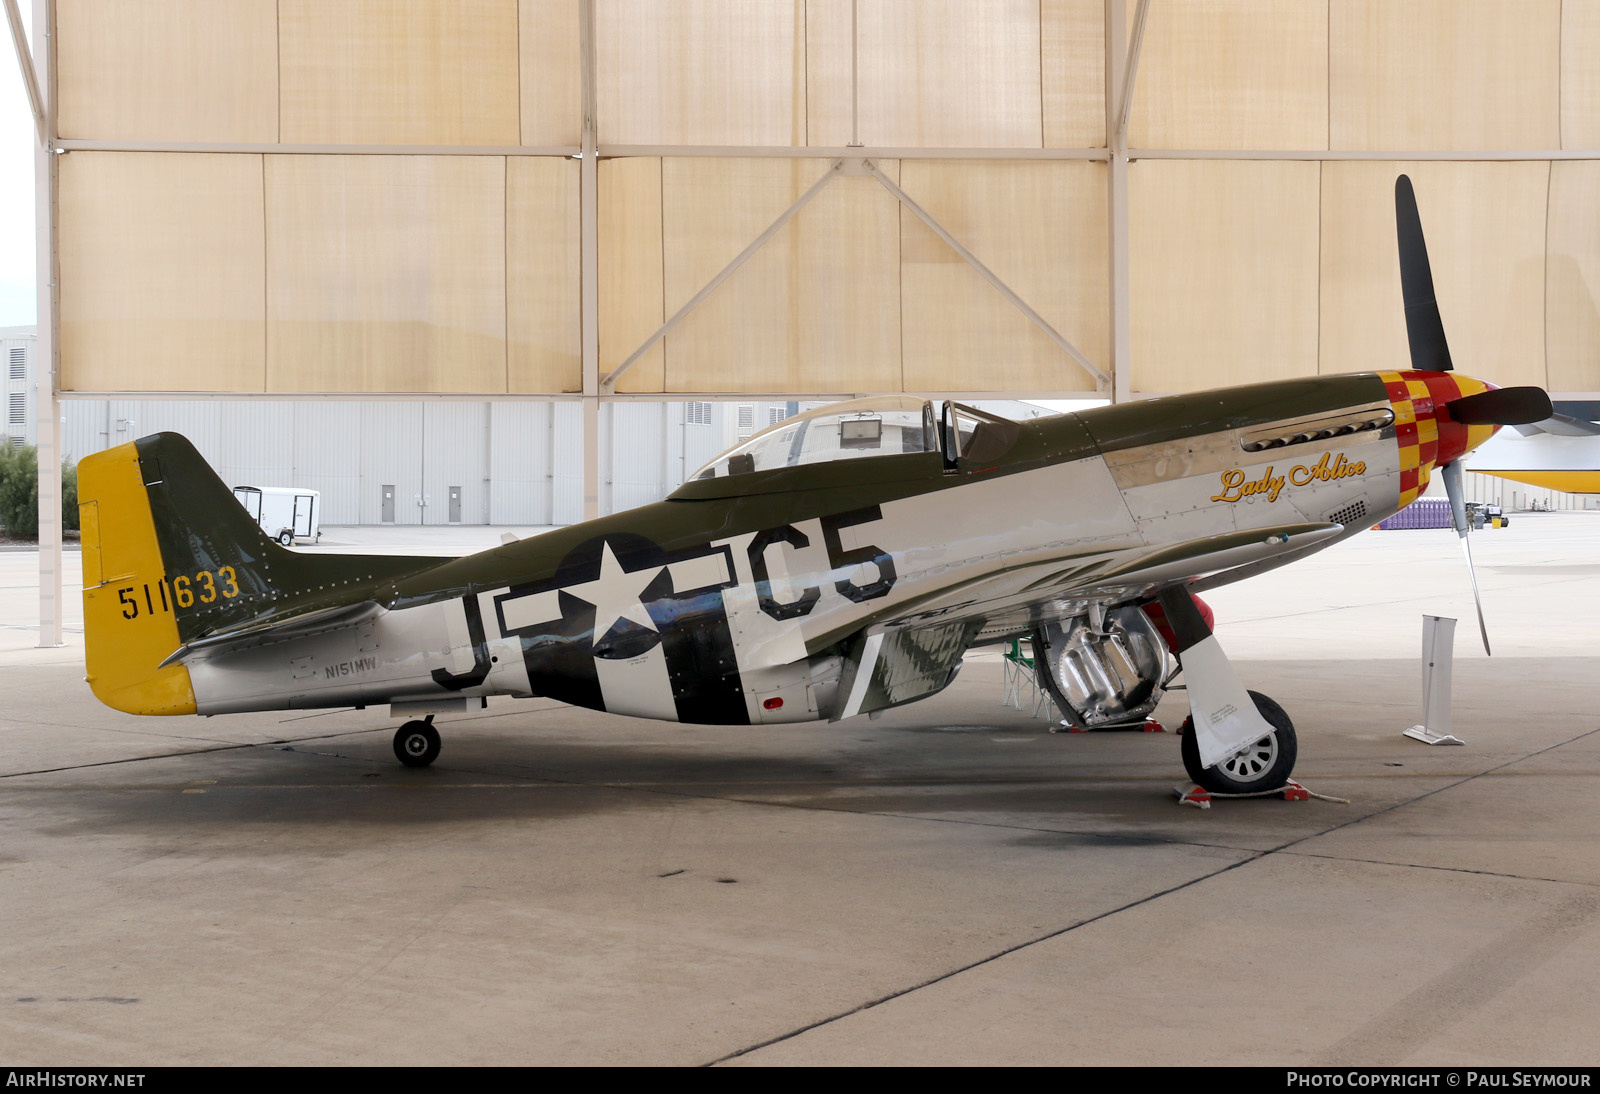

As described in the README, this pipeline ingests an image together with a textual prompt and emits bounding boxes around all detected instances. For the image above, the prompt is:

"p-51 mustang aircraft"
[79,177,1550,794]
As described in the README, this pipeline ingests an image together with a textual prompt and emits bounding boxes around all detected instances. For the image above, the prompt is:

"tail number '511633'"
[118,566,240,620]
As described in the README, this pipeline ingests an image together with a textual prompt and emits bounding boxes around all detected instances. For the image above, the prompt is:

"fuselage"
[151,370,1502,725]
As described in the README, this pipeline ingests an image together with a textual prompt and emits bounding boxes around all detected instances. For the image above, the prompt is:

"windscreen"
[691,397,937,480]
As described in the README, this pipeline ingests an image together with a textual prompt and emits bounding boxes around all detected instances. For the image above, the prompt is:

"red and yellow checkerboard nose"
[1377,371,1501,507]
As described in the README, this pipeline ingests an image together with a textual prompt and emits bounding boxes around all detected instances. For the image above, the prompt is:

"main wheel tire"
[393,721,442,768]
[1179,690,1297,794]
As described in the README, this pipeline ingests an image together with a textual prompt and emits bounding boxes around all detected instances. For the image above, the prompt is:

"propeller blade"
[1441,459,1491,655]
[1395,175,1455,373]
[1446,386,1553,426]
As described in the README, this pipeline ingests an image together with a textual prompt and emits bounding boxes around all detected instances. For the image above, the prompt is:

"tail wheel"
[1179,690,1297,794]
[393,721,442,768]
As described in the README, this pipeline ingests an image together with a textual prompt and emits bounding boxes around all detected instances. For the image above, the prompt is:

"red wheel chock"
[1053,719,1166,734]
[1174,778,1319,808]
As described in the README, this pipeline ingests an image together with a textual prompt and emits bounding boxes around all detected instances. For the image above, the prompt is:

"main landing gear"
[393,716,442,768]
[1150,588,1300,795]
[1178,690,1298,794]
[1031,598,1303,792]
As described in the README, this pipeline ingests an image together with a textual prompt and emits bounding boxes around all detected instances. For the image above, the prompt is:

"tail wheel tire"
[1179,690,1297,794]
[394,721,442,768]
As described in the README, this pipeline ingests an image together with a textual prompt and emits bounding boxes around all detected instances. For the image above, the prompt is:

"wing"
[1512,412,1600,438]
[872,521,1341,640]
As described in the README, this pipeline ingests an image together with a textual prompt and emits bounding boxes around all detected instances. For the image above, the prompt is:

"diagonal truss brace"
[602,155,1110,393]
[1114,0,1152,153]
[3,0,44,147]
[601,160,845,391]
[862,160,1109,387]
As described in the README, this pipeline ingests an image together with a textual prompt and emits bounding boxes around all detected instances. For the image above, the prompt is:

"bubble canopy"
[689,396,939,481]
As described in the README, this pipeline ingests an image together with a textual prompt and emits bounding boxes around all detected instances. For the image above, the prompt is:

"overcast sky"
[0,8,36,328]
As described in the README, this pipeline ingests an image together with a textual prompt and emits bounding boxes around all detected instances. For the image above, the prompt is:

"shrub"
[0,440,82,539]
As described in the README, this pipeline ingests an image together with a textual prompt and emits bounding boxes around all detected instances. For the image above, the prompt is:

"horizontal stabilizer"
[158,601,385,668]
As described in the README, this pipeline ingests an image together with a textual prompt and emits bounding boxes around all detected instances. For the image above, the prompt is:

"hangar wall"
[44,0,1600,402]
[49,393,1062,525]
[55,398,733,525]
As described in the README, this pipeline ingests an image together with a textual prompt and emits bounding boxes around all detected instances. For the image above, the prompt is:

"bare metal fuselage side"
[184,374,1411,725]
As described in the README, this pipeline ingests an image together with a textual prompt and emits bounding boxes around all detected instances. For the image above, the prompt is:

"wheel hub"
[1219,734,1277,780]
[403,735,428,756]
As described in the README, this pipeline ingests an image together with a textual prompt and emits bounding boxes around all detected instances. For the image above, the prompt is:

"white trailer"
[233,485,320,546]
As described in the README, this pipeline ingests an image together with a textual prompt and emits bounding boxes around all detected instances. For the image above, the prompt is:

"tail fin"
[79,432,434,715]
[79,438,199,714]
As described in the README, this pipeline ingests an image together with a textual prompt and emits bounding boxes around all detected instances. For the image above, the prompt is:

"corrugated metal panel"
[489,402,552,525]
[63,401,108,463]
[610,401,666,512]
[423,402,489,524]
[292,402,364,524]
[551,401,584,525]
[359,403,423,524]
[56,397,778,527]
[218,401,294,490]
[107,400,225,466]
[660,401,687,492]
[596,400,613,515]
[681,401,729,479]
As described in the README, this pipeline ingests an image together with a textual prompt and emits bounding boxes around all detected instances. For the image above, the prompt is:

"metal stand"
[1000,638,1052,720]
[1403,614,1465,746]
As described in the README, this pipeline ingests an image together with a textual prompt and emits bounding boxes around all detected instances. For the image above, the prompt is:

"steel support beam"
[850,0,860,147]
[579,0,600,520]
[1129,147,1600,161]
[34,0,59,646]
[1106,0,1135,404]
[52,140,1600,163]
[600,145,1111,160]
[1106,0,1151,404]
[56,140,582,156]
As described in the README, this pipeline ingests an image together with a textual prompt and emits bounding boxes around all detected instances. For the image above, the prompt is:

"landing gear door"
[832,619,981,721]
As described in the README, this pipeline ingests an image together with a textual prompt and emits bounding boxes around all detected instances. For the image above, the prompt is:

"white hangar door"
[422,403,488,525]
[360,404,424,526]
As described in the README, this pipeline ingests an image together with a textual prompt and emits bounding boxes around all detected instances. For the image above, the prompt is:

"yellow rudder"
[78,442,197,715]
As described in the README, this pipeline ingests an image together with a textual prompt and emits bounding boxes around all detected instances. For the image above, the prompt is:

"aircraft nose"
[1432,374,1502,468]
[1379,370,1497,505]
[1382,370,1552,483]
